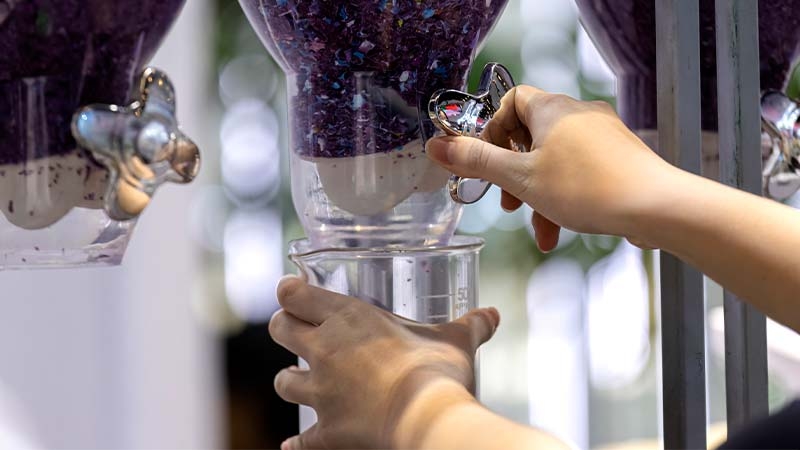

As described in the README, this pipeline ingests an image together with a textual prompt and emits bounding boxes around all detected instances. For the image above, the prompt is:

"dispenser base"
[0,207,134,270]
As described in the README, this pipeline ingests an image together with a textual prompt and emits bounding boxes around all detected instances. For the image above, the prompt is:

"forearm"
[394,379,569,450]
[633,168,800,332]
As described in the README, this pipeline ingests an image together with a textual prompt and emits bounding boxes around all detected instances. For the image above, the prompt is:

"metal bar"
[714,0,770,433]
[655,1,707,448]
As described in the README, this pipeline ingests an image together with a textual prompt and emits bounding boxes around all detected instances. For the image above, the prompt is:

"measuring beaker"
[289,235,483,324]
[289,235,484,430]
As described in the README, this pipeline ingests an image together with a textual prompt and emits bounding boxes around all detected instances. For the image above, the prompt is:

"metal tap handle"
[71,68,201,220]
[428,63,523,204]
[761,90,800,200]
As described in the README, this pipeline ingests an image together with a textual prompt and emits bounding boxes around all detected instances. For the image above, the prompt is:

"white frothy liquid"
[311,143,449,216]
[0,151,109,230]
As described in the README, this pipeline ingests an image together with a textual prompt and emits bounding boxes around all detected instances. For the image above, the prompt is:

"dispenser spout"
[761,91,800,201]
[72,68,201,220]
[429,63,525,204]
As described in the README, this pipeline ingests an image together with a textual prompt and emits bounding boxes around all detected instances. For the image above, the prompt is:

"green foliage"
[787,62,800,100]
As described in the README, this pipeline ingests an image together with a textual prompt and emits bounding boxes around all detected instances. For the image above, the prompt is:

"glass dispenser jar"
[0,1,198,268]
[240,0,508,249]
[575,0,800,182]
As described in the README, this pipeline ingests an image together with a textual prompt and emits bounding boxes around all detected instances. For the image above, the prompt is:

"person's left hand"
[269,276,500,450]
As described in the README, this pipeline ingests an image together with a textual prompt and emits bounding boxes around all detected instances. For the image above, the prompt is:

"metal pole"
[655,1,707,448]
[714,0,770,432]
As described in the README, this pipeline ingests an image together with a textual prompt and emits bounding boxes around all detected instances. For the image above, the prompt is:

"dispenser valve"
[428,63,525,204]
[761,91,800,201]
[71,68,201,220]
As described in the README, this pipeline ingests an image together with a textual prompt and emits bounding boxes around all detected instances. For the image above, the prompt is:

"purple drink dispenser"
[240,0,508,250]
[0,1,200,269]
[575,0,800,197]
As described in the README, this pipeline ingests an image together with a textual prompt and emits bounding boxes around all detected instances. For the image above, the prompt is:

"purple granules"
[240,0,508,159]
[576,0,800,132]
[0,0,186,165]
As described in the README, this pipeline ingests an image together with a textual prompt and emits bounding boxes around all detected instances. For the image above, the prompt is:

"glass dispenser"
[575,0,800,191]
[0,1,199,269]
[240,0,508,250]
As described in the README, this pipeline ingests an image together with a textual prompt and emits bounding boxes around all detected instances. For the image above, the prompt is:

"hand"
[426,85,679,251]
[269,276,500,449]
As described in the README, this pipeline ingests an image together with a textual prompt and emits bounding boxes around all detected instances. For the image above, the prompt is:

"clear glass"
[0,0,185,269]
[239,0,508,248]
[291,235,483,430]
[0,76,135,269]
[289,235,483,323]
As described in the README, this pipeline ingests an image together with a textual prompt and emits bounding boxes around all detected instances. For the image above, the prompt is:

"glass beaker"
[290,235,484,430]
[289,235,484,323]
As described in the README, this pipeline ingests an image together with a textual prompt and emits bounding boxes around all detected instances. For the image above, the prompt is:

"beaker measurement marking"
[416,294,454,300]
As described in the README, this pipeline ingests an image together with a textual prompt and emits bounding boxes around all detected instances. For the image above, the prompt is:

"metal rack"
[656,1,769,447]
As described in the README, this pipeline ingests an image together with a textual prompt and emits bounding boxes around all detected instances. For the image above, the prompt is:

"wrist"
[392,377,476,449]
[617,157,689,247]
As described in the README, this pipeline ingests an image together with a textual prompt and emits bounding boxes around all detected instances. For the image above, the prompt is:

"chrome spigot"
[429,63,525,204]
[71,68,201,220]
[761,91,800,201]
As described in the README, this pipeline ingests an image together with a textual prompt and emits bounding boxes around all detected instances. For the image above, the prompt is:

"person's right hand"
[426,85,681,251]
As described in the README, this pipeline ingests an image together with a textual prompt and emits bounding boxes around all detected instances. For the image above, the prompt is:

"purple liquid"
[240,0,508,159]
[576,0,800,132]
[0,0,186,165]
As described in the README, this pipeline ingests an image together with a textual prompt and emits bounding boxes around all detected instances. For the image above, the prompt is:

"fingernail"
[276,274,301,293]
[278,274,300,284]
[280,440,290,450]
[426,137,454,165]
[487,307,501,329]
[501,205,514,213]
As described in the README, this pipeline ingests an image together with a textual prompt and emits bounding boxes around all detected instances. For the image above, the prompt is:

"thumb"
[426,136,531,198]
[282,423,323,450]
[446,307,501,352]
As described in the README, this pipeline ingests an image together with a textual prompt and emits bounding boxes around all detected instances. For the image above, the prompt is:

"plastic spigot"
[72,68,201,220]
[428,63,525,204]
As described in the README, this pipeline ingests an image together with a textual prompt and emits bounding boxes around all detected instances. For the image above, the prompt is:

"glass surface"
[0,0,185,268]
[291,234,483,432]
[289,235,483,323]
[240,0,508,248]
[575,0,800,132]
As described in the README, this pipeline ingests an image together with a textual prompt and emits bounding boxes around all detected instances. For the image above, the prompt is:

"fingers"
[501,190,523,212]
[445,307,501,353]
[269,309,317,358]
[281,424,324,450]
[277,276,354,325]
[481,87,534,152]
[426,136,532,199]
[274,366,315,406]
[627,236,656,250]
[532,211,561,253]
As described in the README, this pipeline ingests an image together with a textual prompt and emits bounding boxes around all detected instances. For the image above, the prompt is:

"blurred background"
[0,1,798,449]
